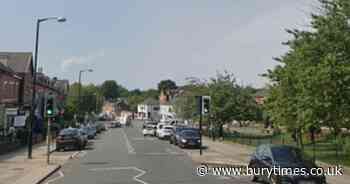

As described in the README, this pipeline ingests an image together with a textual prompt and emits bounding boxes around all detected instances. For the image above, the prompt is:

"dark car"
[169,126,197,145]
[248,144,326,184]
[176,130,201,148]
[56,128,86,151]
[111,121,121,128]
[82,126,97,139]
[169,126,185,145]
[95,122,107,133]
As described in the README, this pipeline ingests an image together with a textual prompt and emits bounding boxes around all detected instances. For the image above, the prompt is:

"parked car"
[169,126,196,145]
[142,125,156,136]
[56,128,86,151]
[78,129,88,146]
[96,122,107,133]
[143,120,157,128]
[158,125,174,139]
[108,121,121,128]
[176,130,201,148]
[156,123,167,137]
[82,126,97,139]
[248,144,326,184]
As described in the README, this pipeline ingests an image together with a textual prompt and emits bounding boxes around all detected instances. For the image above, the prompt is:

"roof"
[142,98,159,106]
[0,52,33,73]
[0,62,14,73]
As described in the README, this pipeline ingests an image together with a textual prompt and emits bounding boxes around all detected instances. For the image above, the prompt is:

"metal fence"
[206,129,350,166]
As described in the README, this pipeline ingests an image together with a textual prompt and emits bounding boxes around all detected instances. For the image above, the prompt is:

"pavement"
[0,139,80,184]
[41,120,252,184]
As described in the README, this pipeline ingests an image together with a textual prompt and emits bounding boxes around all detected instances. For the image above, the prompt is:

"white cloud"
[61,50,105,71]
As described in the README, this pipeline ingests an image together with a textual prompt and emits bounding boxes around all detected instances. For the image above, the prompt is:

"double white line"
[122,129,136,154]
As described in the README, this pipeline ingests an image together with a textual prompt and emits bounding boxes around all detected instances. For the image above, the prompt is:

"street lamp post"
[77,69,93,121]
[28,17,66,159]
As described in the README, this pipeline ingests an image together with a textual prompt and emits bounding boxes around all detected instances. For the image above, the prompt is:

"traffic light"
[46,97,54,117]
[202,96,211,115]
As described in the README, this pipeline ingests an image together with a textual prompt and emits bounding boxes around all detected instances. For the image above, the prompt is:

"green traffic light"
[47,109,53,115]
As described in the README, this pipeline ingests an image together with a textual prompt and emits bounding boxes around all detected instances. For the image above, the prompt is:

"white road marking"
[70,151,81,159]
[70,151,87,159]
[89,167,148,184]
[165,148,181,155]
[122,129,136,154]
[141,152,184,156]
[79,151,87,158]
[45,170,64,184]
[132,137,157,141]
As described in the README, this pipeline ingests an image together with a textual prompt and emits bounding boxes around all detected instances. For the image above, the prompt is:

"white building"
[137,98,159,120]
[159,104,175,122]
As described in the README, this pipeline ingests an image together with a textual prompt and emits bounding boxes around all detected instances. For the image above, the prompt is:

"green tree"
[173,79,208,120]
[100,80,120,100]
[264,0,350,150]
[207,72,240,137]
[158,79,177,91]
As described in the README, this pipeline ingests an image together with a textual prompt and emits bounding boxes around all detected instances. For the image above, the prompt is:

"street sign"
[14,115,26,127]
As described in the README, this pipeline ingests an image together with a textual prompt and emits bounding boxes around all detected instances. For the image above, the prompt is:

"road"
[43,120,252,184]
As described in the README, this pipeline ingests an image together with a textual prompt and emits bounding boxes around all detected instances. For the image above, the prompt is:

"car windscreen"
[59,129,78,136]
[271,147,303,163]
[181,130,199,137]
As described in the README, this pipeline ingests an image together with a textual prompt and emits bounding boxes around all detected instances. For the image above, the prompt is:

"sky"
[0,0,318,90]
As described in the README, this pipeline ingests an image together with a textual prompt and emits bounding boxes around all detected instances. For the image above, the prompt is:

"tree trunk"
[219,124,224,140]
[334,130,339,159]
[298,128,304,151]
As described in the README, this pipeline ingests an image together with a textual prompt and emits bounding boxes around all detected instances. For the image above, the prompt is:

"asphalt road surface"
[42,120,253,184]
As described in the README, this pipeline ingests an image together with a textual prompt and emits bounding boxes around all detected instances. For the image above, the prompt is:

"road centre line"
[122,129,136,154]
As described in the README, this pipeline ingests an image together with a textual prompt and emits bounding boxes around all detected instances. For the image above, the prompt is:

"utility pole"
[196,96,210,156]
[47,117,51,164]
[28,16,66,159]
[199,96,203,155]
[46,94,54,164]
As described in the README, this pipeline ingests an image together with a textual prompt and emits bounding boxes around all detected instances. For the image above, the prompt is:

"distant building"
[158,88,184,122]
[254,88,268,105]
[137,98,159,120]
[102,99,130,119]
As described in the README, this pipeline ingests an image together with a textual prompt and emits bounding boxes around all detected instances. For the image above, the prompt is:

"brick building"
[0,63,21,106]
[0,52,33,107]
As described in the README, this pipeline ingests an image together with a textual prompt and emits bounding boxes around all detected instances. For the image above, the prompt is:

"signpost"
[196,96,211,156]
[46,94,55,164]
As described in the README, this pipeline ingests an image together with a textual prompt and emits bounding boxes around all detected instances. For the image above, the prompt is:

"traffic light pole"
[46,117,51,164]
[199,96,203,156]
